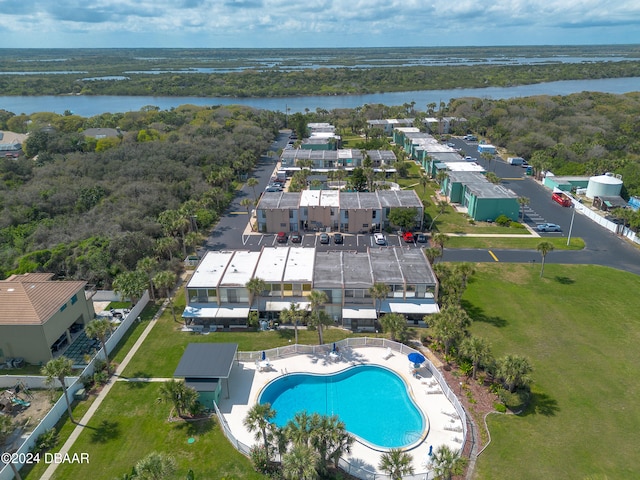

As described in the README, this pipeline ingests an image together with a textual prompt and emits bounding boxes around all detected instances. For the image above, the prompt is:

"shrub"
[458,360,473,377]
[495,214,511,226]
[34,428,59,453]
[494,402,507,413]
[509,221,526,229]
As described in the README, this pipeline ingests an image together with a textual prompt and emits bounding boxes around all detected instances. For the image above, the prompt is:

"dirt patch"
[2,389,56,433]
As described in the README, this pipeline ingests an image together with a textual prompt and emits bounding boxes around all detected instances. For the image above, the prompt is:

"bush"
[494,402,507,413]
[495,214,511,226]
[509,221,526,229]
[34,428,58,453]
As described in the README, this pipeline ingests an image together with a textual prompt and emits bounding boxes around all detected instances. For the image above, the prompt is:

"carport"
[173,343,238,406]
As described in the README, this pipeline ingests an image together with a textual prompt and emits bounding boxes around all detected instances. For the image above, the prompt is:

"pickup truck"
[552,192,572,207]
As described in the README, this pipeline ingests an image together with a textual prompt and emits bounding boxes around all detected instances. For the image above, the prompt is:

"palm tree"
[496,354,533,393]
[136,256,158,301]
[308,290,329,345]
[134,451,177,480]
[244,403,277,454]
[452,262,475,303]
[112,270,147,305]
[378,448,414,480]
[42,356,75,423]
[286,410,314,447]
[459,335,492,379]
[537,241,555,277]
[425,247,442,265]
[309,414,354,474]
[420,174,429,197]
[517,196,530,222]
[246,277,267,317]
[280,302,306,344]
[154,236,178,261]
[369,283,390,319]
[432,232,449,257]
[429,200,449,230]
[380,313,408,343]
[158,379,198,418]
[153,270,178,323]
[281,443,318,480]
[431,444,467,480]
[240,197,254,216]
[246,177,259,201]
[429,305,472,356]
[84,318,113,374]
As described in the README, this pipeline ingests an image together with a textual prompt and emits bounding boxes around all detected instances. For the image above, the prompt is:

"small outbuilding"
[173,343,238,407]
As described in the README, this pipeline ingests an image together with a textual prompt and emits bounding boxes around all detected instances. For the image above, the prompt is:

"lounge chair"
[383,347,394,360]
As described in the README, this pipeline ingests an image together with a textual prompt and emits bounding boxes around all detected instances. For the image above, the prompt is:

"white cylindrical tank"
[585,174,623,198]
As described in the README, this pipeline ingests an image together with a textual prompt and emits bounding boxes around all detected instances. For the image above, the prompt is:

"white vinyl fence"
[224,338,467,480]
[0,292,149,480]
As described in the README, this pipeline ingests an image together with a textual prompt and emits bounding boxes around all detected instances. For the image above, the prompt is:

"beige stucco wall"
[347,209,375,233]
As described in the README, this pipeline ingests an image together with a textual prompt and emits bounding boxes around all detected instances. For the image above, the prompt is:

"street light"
[567,205,576,246]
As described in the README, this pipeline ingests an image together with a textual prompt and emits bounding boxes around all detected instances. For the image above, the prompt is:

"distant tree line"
[1,61,640,98]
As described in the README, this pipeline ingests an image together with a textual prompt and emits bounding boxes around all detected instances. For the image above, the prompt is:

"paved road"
[200,133,640,277]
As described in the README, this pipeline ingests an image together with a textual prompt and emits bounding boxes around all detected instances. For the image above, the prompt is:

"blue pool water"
[259,365,425,448]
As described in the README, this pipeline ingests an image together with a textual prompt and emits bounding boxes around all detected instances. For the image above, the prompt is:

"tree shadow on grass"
[121,371,155,389]
[175,417,216,436]
[89,419,120,443]
[519,391,559,417]
[461,300,507,328]
[554,275,575,285]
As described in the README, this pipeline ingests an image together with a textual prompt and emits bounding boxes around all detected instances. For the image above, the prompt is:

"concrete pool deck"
[217,345,465,476]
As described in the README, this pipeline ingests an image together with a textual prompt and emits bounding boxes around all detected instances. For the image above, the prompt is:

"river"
[1,77,639,117]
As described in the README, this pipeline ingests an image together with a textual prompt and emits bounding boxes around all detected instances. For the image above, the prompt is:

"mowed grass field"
[466,263,640,480]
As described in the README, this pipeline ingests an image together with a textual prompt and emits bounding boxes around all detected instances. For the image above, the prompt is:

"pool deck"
[217,345,464,476]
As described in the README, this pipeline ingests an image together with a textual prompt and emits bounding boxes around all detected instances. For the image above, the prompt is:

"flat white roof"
[300,189,321,207]
[283,248,315,282]
[188,251,234,288]
[321,190,340,207]
[445,162,486,173]
[342,307,377,319]
[254,247,290,282]
[265,301,310,312]
[220,251,261,286]
[381,299,440,315]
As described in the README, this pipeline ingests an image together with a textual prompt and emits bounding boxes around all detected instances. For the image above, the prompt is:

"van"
[508,157,524,165]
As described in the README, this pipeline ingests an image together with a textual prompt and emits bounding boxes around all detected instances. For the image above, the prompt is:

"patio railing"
[217,337,467,480]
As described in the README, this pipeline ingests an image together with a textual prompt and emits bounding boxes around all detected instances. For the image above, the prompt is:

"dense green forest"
[1,90,640,285]
[1,46,640,97]
[0,105,280,285]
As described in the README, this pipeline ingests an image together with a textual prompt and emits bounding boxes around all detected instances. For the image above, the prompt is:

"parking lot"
[241,231,428,252]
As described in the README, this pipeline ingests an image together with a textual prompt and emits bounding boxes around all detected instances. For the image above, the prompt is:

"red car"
[276,232,287,243]
[402,231,415,243]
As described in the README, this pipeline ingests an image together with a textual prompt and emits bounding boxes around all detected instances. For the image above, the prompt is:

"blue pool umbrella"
[261,351,266,361]
[408,352,426,364]
[332,343,337,352]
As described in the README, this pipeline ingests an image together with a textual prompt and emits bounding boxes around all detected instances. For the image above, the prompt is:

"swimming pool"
[259,364,426,449]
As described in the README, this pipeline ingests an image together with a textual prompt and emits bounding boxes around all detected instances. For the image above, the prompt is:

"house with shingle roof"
[0,273,95,365]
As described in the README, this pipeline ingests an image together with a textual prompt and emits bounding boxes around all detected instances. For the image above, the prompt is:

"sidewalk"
[37,270,190,480]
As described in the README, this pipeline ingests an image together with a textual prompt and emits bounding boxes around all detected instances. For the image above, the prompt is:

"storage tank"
[585,174,623,198]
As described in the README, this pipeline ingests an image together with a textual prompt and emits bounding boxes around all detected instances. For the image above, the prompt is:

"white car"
[374,233,386,245]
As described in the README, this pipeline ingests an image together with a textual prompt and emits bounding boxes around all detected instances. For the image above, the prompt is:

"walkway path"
[38,270,189,480]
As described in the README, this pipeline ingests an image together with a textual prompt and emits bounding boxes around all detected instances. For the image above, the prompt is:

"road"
[199,133,640,277]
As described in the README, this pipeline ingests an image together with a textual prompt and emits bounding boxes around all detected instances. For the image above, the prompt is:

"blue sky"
[1,0,639,48]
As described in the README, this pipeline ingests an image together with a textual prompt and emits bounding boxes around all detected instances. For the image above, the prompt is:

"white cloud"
[0,0,639,47]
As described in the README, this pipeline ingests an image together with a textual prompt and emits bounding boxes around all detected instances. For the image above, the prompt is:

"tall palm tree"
[136,256,158,301]
[432,233,449,256]
[308,290,329,345]
[378,448,414,480]
[309,414,354,474]
[134,451,177,480]
[246,177,259,201]
[460,335,492,379]
[285,410,314,447]
[368,283,390,319]
[42,356,75,423]
[280,302,306,344]
[425,247,442,265]
[158,379,198,418]
[420,174,429,197]
[112,270,147,305]
[244,402,277,454]
[536,241,555,277]
[84,318,113,374]
[246,277,267,317]
[153,270,178,323]
[517,196,530,222]
[240,197,254,216]
[429,305,472,356]
[380,313,407,343]
[429,200,449,231]
[431,444,467,480]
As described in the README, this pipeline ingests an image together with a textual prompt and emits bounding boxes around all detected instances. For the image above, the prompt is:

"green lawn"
[49,382,266,480]
[445,236,585,250]
[464,263,640,480]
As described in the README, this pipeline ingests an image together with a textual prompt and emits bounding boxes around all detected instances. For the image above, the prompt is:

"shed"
[173,343,238,407]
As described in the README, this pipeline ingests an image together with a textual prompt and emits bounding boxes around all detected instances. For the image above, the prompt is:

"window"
[70,294,78,305]
[302,207,308,217]
[372,211,377,219]
[60,303,67,312]
[345,289,354,298]
[344,210,349,218]
[289,210,294,219]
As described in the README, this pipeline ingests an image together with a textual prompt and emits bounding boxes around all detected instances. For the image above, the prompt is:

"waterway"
[1,77,639,117]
